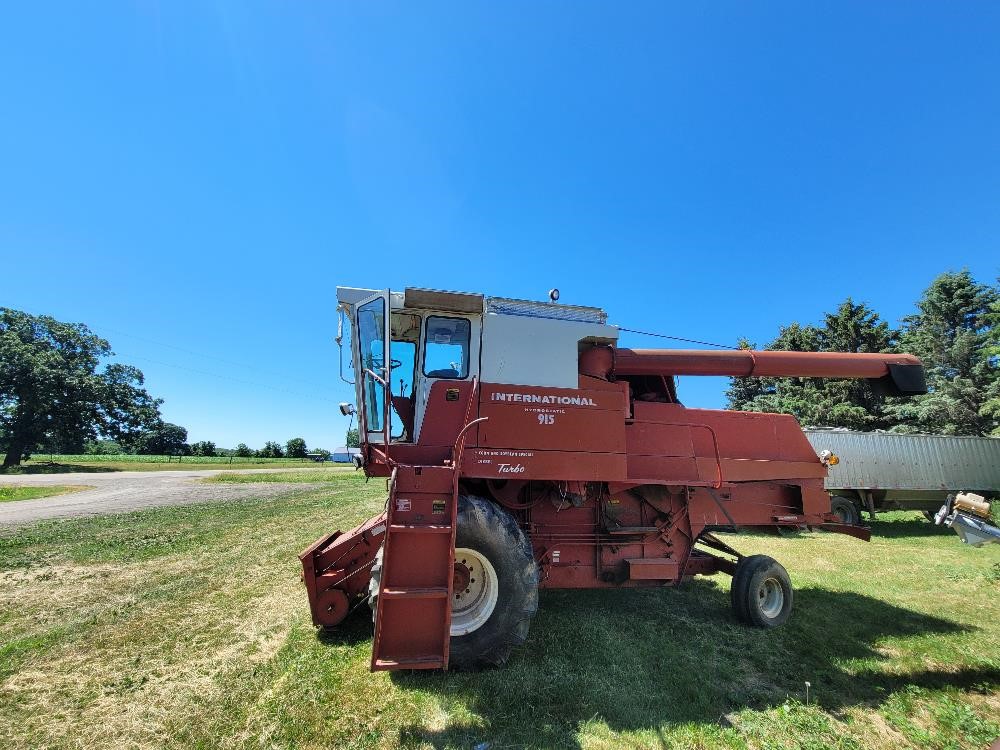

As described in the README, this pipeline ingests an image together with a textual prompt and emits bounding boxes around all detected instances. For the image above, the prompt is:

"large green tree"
[981,278,1000,435]
[887,271,999,435]
[257,441,284,458]
[0,308,163,467]
[726,299,898,430]
[190,440,217,457]
[727,272,1000,436]
[128,421,189,455]
[285,437,307,458]
[345,428,360,448]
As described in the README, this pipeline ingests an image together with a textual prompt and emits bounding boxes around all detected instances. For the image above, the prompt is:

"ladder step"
[388,524,453,534]
[373,656,444,670]
[381,587,449,600]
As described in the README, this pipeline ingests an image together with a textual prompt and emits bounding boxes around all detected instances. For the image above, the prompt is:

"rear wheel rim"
[451,548,498,636]
[757,577,784,619]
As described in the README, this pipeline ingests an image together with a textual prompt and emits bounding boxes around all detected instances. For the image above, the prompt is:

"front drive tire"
[448,495,539,669]
[730,555,793,628]
[369,494,539,670]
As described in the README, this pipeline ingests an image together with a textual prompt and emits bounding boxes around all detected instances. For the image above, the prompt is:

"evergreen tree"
[980,280,1000,435]
[726,300,898,429]
[888,271,998,435]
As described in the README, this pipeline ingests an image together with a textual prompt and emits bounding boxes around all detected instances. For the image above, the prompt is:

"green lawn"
[0,485,91,503]
[4,455,348,474]
[0,472,997,749]
[203,468,355,484]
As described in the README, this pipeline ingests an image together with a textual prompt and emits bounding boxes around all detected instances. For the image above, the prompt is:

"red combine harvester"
[300,287,926,671]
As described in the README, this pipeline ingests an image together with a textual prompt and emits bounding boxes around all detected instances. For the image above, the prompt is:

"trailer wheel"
[368,494,539,670]
[730,555,793,628]
[830,496,860,525]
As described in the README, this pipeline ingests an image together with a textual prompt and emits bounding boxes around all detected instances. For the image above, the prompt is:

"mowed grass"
[6,455,349,474]
[0,472,998,750]
[204,468,356,484]
[0,485,91,503]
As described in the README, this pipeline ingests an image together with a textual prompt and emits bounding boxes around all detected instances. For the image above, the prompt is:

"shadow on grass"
[316,608,375,648]
[389,583,995,749]
[868,516,951,539]
[0,462,122,475]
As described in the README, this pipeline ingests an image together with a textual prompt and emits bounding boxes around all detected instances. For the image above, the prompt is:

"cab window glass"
[357,297,386,433]
[389,340,416,440]
[423,316,471,379]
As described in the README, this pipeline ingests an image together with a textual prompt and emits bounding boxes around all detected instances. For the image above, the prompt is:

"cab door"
[354,290,391,446]
[412,313,480,442]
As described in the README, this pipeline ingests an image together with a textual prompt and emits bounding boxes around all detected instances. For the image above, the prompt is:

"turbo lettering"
[497,463,526,474]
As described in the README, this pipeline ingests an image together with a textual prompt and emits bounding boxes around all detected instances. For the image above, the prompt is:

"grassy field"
[0,472,997,750]
[203,469,355,484]
[0,485,91,503]
[4,455,348,474]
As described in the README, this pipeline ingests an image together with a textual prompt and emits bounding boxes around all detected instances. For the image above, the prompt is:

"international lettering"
[491,392,597,406]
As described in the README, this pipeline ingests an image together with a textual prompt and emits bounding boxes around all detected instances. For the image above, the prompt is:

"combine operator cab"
[301,286,926,672]
[340,288,482,452]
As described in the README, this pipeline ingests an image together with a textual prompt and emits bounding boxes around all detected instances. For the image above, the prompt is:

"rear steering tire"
[731,555,793,628]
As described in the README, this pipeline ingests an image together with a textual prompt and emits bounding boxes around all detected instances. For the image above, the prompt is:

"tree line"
[0,308,334,467]
[726,270,1000,436]
[83,430,331,460]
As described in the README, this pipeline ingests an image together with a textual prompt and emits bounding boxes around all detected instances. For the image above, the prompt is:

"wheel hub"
[450,547,499,636]
[758,577,784,618]
[452,562,471,592]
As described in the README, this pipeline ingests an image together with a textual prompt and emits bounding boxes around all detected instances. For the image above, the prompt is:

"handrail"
[449,377,486,468]
[451,418,489,466]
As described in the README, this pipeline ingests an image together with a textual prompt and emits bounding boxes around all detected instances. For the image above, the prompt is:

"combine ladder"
[371,464,459,671]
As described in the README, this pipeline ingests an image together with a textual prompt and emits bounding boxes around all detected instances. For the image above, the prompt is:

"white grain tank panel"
[804,430,1000,492]
[480,313,618,388]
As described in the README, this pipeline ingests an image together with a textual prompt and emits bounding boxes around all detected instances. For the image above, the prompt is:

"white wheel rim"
[451,547,498,636]
[758,577,784,619]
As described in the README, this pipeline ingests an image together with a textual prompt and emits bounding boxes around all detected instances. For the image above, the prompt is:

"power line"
[617,326,739,350]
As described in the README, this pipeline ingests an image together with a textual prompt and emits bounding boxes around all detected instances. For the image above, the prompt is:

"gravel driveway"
[0,468,329,527]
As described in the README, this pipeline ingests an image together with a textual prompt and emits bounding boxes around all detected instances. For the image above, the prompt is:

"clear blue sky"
[2,3,998,450]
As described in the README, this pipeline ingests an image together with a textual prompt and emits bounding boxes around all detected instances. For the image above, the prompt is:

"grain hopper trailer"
[300,287,926,671]
[801,429,1000,525]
